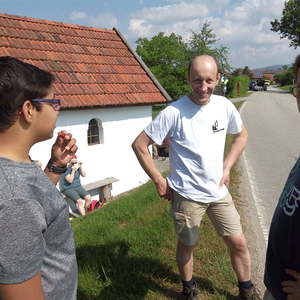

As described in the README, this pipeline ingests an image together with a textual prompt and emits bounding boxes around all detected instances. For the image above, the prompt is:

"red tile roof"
[0,13,170,109]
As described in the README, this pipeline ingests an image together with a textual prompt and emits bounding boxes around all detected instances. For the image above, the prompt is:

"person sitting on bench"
[59,155,92,216]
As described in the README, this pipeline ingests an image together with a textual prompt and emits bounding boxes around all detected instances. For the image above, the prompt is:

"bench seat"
[83,177,119,203]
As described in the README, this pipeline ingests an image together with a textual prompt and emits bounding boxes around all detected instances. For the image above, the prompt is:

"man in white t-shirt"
[132,55,257,300]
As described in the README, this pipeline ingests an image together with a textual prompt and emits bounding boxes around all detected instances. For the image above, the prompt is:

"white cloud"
[127,0,297,68]
[69,11,118,29]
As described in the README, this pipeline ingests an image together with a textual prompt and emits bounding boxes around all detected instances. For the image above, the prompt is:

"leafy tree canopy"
[274,65,295,86]
[136,22,231,99]
[271,0,300,48]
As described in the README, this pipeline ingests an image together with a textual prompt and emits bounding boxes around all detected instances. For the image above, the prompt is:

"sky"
[1,0,298,69]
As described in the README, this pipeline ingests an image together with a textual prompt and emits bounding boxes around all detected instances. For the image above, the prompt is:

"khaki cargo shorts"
[170,191,242,246]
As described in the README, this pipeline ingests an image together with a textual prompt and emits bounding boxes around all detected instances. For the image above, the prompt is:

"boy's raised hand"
[50,131,78,167]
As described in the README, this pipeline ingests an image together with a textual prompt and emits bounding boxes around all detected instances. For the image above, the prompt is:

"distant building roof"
[251,68,283,79]
[0,13,170,109]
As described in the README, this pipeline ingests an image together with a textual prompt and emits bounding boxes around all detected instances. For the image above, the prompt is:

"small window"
[87,118,103,145]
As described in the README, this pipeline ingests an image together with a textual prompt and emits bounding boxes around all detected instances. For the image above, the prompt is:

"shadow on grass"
[76,241,236,299]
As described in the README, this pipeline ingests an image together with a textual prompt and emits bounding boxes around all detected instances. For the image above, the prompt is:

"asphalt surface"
[237,87,300,297]
[241,87,300,242]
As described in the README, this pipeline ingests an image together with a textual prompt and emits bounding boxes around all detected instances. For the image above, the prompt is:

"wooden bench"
[65,177,119,218]
[83,177,119,203]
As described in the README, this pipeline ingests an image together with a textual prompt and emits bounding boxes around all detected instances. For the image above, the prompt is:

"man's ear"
[20,100,36,124]
[216,73,221,84]
[186,72,190,84]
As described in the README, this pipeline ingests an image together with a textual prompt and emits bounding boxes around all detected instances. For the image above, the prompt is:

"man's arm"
[0,272,45,300]
[132,131,171,200]
[44,131,78,185]
[220,125,248,187]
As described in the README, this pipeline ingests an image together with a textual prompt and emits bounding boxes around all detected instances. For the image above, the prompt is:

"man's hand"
[281,269,300,300]
[156,178,172,200]
[50,131,77,167]
[219,167,230,187]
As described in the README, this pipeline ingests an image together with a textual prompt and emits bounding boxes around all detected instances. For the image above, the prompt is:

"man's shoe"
[182,282,201,300]
[238,286,260,300]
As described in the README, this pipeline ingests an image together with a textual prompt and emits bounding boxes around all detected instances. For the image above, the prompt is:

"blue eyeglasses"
[31,98,61,111]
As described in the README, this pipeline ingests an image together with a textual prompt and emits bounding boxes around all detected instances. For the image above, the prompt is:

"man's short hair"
[0,56,55,132]
[187,55,221,80]
[295,54,300,79]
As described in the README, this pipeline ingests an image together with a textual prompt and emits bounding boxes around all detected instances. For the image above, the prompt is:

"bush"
[274,69,294,86]
[227,75,250,98]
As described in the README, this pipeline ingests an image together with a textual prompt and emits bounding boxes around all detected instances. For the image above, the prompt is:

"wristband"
[46,160,67,174]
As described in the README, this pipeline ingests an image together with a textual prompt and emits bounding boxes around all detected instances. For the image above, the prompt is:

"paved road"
[241,87,300,244]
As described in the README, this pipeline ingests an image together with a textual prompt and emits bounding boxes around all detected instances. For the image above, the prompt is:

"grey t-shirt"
[0,158,77,299]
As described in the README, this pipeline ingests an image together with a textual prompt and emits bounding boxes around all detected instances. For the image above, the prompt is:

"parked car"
[264,79,271,86]
[256,79,267,91]
[249,80,257,90]
[249,79,267,91]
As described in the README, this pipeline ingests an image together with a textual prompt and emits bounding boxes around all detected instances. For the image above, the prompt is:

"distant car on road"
[249,80,257,90]
[257,79,268,91]
[249,79,267,91]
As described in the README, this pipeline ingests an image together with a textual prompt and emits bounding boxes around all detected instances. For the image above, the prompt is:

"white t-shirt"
[144,95,243,203]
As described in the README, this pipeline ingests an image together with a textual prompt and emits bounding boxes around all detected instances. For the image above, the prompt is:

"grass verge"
[73,102,243,299]
[279,85,292,92]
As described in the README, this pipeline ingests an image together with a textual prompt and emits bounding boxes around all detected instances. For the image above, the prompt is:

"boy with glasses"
[0,56,78,299]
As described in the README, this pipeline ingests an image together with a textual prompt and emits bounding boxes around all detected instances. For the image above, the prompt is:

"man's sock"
[238,280,253,289]
[182,278,195,288]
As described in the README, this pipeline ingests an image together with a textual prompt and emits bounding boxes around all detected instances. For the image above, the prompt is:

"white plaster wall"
[30,106,152,196]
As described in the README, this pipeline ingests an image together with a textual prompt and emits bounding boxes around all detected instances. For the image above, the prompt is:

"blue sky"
[1,0,298,69]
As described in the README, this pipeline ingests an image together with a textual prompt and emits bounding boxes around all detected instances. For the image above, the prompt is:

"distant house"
[251,69,283,81]
[0,13,171,196]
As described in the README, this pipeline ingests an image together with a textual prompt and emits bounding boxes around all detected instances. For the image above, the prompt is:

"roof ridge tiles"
[0,13,116,35]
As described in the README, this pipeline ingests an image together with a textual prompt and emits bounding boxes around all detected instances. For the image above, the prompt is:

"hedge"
[227,75,250,98]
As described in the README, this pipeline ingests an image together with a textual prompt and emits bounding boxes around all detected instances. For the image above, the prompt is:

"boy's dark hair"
[295,55,300,79]
[0,56,55,132]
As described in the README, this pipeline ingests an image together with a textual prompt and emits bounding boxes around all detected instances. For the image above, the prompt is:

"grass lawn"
[279,85,292,92]
[73,102,243,299]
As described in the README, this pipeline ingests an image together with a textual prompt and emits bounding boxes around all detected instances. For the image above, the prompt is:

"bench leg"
[100,184,113,203]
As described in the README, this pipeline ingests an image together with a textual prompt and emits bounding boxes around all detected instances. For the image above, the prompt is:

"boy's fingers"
[285,269,300,280]
[64,139,77,152]
[61,137,76,151]
[282,280,296,287]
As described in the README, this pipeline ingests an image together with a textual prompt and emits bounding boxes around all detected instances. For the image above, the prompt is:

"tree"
[242,66,252,78]
[231,68,243,76]
[187,22,231,72]
[274,67,295,86]
[270,0,300,48]
[136,32,190,99]
[136,23,231,99]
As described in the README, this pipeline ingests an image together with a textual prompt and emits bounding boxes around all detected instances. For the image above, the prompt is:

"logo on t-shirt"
[279,159,300,216]
[280,184,300,216]
[212,120,224,133]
